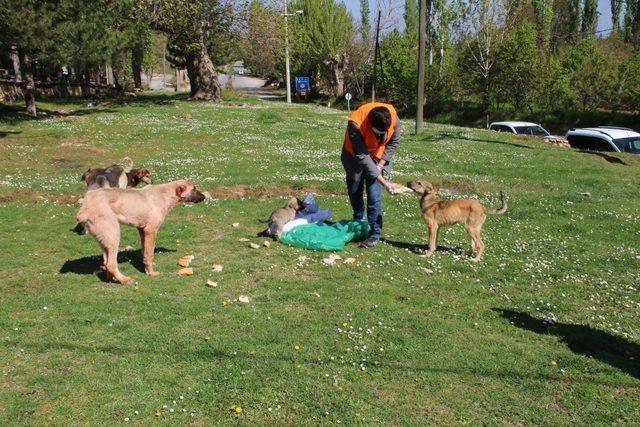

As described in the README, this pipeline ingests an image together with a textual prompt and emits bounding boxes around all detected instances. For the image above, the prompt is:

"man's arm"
[348,120,380,179]
[347,121,400,192]
[381,117,401,164]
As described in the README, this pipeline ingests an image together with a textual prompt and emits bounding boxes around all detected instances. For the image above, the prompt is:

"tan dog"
[75,180,205,284]
[407,180,507,261]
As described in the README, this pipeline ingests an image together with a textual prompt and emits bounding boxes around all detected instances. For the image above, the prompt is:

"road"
[146,73,280,99]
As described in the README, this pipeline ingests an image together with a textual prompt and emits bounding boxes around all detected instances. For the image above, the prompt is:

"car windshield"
[513,125,550,136]
[612,137,640,153]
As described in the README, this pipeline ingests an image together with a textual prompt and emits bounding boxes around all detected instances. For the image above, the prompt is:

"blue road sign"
[295,76,310,93]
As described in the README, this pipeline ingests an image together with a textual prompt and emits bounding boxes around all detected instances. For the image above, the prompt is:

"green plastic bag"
[279,220,370,251]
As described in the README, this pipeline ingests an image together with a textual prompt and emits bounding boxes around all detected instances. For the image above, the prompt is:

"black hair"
[369,107,392,131]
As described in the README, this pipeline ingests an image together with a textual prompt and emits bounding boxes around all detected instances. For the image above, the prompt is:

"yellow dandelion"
[550,360,557,366]
[294,345,300,351]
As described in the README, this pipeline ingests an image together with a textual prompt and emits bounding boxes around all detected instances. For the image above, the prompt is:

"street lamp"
[283,2,303,104]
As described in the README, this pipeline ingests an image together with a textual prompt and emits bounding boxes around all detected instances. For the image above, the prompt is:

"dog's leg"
[101,225,133,284]
[141,226,159,276]
[470,227,484,261]
[465,225,476,257]
[426,222,438,257]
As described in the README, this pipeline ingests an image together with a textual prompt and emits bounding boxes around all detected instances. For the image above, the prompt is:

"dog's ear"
[81,169,91,182]
[175,182,193,198]
[287,197,299,209]
[424,182,435,193]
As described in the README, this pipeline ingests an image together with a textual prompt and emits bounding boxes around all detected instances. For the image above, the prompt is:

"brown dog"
[75,180,205,284]
[263,197,304,239]
[407,180,507,261]
[82,166,152,190]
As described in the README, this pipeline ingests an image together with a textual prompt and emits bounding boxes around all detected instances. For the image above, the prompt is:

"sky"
[343,0,613,33]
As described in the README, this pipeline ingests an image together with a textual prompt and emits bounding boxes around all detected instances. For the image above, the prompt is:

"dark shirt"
[342,118,401,179]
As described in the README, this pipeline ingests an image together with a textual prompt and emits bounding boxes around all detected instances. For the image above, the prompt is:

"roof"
[569,127,640,140]
[490,121,541,127]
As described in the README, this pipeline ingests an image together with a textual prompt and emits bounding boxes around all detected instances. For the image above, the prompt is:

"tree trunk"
[10,45,22,82]
[19,50,36,117]
[132,43,144,89]
[323,53,350,97]
[184,43,222,101]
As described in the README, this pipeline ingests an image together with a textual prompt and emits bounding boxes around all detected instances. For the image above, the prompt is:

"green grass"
[0,92,639,424]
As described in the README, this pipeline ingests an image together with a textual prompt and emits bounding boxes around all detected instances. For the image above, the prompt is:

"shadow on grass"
[578,150,628,165]
[0,130,22,138]
[423,131,533,150]
[60,247,176,279]
[0,103,119,125]
[494,308,640,379]
[382,239,464,255]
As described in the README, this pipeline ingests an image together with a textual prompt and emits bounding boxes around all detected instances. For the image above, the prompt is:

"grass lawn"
[0,92,639,424]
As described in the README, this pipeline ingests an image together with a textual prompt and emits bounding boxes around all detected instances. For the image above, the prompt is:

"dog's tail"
[485,191,507,215]
[122,157,133,173]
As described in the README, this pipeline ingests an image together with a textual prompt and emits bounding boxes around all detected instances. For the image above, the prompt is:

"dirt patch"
[206,184,338,200]
[59,136,86,147]
[0,191,81,205]
[56,140,107,157]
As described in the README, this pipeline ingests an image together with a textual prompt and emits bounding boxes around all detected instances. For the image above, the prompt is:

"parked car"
[489,121,551,137]
[489,121,569,146]
[565,127,640,154]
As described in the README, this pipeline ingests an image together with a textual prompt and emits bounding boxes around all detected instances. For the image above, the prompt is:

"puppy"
[262,197,303,239]
[407,180,507,261]
[81,158,152,190]
[75,180,205,284]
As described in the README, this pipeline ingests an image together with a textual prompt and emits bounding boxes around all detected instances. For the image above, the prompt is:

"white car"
[489,121,551,137]
[565,127,640,154]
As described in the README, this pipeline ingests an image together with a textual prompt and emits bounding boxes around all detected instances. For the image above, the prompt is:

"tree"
[552,0,581,50]
[242,0,284,79]
[289,0,355,96]
[532,0,554,52]
[380,30,417,110]
[581,0,598,37]
[454,0,512,126]
[150,0,234,100]
[0,0,60,115]
[563,39,617,110]
[360,0,371,41]
[611,0,623,30]
[404,0,419,37]
[624,0,640,47]
[494,23,541,112]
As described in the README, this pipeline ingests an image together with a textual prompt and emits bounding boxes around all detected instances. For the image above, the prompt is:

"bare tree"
[454,0,512,127]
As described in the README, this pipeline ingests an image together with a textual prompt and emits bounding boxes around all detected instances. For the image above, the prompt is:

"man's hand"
[384,181,403,194]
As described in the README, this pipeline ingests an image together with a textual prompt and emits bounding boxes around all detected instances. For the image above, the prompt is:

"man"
[341,102,403,248]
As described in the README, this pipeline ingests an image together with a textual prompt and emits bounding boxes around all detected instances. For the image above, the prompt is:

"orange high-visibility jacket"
[343,102,398,160]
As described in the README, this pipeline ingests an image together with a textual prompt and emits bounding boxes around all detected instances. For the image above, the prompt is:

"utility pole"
[371,10,382,102]
[284,0,292,103]
[283,2,303,104]
[416,0,426,134]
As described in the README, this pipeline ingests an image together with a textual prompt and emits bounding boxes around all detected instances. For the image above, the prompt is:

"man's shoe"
[360,238,381,248]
